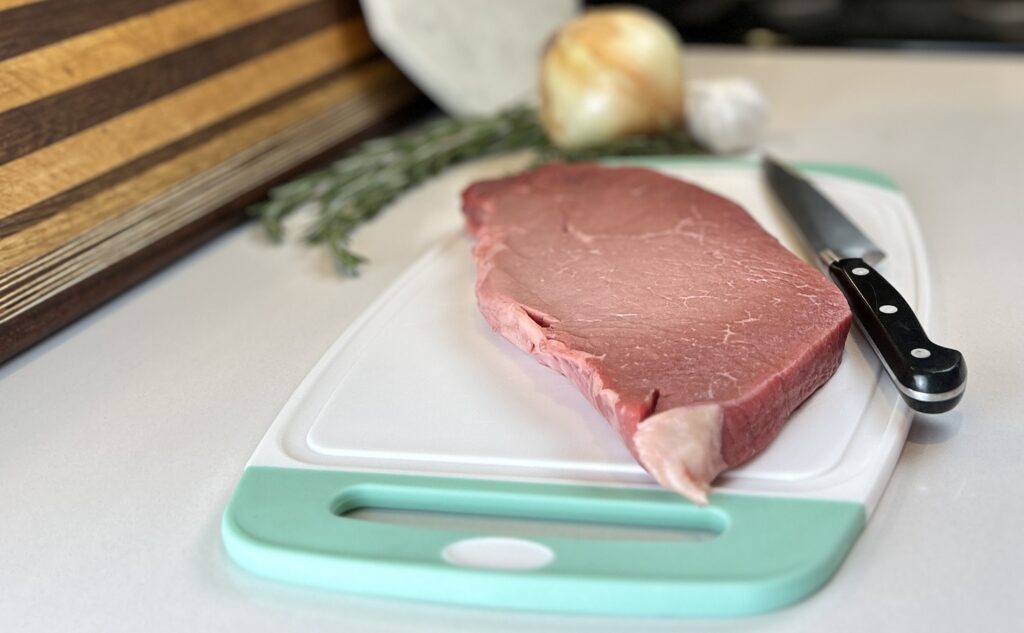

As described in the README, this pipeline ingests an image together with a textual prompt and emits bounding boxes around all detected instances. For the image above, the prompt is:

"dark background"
[588,0,1024,51]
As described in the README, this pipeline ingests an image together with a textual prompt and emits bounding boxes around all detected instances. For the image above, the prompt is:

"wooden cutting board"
[0,0,424,364]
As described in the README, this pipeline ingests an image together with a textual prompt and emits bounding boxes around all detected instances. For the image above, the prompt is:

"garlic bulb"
[540,7,685,149]
[685,78,767,154]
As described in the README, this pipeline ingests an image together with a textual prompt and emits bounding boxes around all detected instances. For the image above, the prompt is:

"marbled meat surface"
[462,164,851,504]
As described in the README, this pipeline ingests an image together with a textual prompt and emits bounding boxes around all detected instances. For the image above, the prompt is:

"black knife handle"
[828,258,966,413]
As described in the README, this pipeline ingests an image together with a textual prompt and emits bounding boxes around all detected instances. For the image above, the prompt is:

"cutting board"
[0,0,422,364]
[222,158,926,616]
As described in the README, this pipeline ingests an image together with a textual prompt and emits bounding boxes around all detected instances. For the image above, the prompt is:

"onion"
[539,7,685,149]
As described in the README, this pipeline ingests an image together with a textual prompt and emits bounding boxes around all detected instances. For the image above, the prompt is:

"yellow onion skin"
[540,7,685,149]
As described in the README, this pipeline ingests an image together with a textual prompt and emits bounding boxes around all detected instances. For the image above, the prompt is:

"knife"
[763,156,966,414]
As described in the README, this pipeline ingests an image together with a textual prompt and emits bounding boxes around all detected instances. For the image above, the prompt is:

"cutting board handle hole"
[330,483,726,542]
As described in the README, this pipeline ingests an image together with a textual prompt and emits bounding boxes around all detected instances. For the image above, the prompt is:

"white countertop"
[2,47,1022,631]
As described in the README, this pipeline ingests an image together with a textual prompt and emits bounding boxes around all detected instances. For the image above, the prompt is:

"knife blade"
[763,156,966,413]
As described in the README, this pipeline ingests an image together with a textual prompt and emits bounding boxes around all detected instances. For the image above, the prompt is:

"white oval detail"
[442,537,554,571]
[911,348,931,359]
[879,305,898,314]
[852,267,870,276]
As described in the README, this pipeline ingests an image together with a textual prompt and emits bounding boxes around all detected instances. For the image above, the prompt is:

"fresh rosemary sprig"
[251,106,704,274]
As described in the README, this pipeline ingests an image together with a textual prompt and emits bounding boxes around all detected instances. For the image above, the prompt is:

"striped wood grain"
[0,19,374,217]
[0,60,403,271]
[0,0,317,112]
[0,60,412,299]
[0,0,423,362]
[1,77,416,316]
[0,0,182,61]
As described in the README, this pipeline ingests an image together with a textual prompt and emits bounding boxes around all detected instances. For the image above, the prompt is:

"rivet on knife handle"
[828,258,967,413]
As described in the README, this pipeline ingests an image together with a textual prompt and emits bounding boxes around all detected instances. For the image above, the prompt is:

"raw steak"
[462,163,852,504]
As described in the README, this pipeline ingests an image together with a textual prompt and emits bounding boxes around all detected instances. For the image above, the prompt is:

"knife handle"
[828,258,966,413]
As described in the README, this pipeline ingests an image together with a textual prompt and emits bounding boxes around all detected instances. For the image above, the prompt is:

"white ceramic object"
[361,0,580,116]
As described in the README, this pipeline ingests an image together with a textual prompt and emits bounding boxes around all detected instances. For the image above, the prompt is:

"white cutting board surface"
[252,160,925,514]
